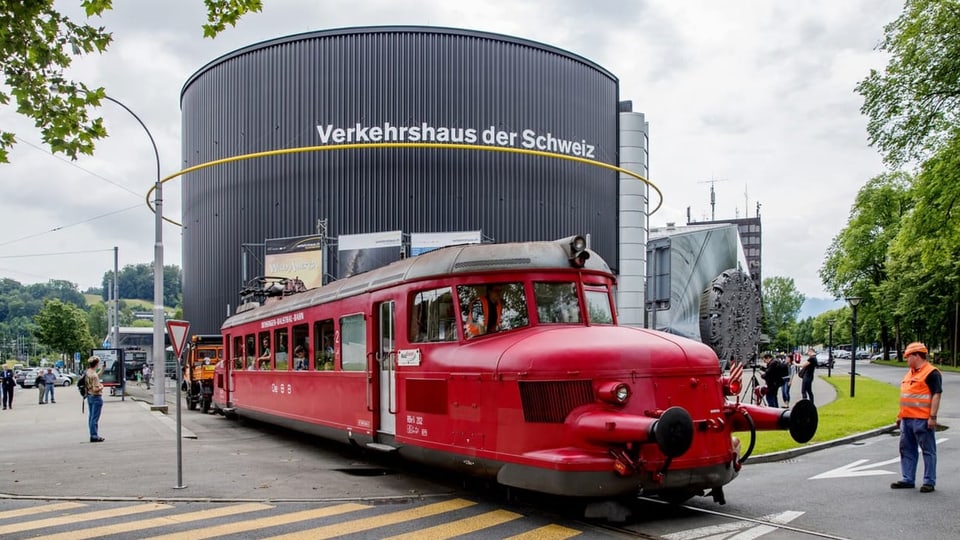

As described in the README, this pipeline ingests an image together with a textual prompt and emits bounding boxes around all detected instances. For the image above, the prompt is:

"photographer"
[761,352,788,407]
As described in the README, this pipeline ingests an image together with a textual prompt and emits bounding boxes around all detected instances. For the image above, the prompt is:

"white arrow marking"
[663,511,803,540]
[810,437,949,480]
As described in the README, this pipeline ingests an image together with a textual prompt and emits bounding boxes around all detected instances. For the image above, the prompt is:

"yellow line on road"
[0,503,170,535]
[0,502,86,520]
[263,498,478,540]
[506,523,584,539]
[39,502,273,540]
[383,509,523,539]
[142,503,370,540]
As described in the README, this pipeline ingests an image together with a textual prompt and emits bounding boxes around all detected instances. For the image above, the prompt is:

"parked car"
[816,351,835,369]
[16,368,73,388]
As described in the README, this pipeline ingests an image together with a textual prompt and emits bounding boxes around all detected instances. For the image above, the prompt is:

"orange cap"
[904,342,928,356]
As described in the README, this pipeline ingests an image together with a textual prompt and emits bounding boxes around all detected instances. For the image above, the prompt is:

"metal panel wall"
[180,27,619,334]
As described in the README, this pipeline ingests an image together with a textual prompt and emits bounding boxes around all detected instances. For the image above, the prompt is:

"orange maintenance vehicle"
[183,334,223,413]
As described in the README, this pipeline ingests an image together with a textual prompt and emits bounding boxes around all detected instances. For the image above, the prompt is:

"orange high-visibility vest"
[899,362,939,419]
[465,297,502,337]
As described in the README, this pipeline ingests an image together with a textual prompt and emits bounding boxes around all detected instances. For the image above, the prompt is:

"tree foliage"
[33,298,95,359]
[762,276,805,347]
[0,0,263,163]
[856,0,960,167]
[101,263,182,306]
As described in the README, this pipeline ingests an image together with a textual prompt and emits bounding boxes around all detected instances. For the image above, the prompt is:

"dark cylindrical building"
[181,26,620,333]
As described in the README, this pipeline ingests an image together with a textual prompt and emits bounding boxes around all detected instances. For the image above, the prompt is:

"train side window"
[292,323,309,370]
[313,319,335,370]
[458,282,528,339]
[340,314,365,372]
[245,334,256,370]
[585,288,614,324]
[409,287,457,343]
[533,282,582,324]
[258,332,272,370]
[232,335,244,370]
[274,328,289,370]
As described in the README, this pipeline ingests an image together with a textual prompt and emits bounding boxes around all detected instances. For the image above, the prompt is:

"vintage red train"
[213,236,817,505]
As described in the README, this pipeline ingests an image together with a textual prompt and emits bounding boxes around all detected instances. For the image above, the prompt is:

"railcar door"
[377,301,397,435]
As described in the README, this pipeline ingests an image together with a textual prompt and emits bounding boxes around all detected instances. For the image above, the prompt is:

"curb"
[745,424,898,464]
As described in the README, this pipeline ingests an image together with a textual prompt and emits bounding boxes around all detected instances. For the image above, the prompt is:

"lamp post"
[827,318,836,377]
[101,95,164,409]
[846,296,862,397]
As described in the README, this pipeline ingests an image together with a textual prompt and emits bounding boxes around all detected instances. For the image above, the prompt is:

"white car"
[17,368,72,388]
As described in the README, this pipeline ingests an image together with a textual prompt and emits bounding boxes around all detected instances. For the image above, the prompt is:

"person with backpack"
[84,356,106,443]
[798,347,819,404]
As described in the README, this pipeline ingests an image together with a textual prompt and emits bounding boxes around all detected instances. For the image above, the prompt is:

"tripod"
[741,363,766,406]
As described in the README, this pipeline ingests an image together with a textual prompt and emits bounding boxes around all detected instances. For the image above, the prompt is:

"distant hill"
[800,297,843,319]
[83,294,171,314]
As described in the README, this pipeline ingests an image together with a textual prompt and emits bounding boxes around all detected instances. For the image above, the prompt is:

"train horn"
[651,406,695,457]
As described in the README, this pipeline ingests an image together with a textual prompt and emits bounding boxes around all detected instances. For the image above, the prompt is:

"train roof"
[222,237,611,330]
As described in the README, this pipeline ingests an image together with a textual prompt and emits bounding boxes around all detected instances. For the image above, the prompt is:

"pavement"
[0,371,852,502]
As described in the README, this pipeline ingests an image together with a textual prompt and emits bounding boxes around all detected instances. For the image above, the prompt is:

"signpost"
[165,319,190,490]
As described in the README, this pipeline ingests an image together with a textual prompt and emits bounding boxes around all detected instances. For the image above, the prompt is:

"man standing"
[761,353,786,408]
[1,365,14,409]
[142,364,151,390]
[85,356,106,443]
[891,342,941,493]
[798,348,818,404]
[42,368,57,404]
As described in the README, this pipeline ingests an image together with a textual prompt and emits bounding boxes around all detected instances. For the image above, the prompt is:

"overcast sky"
[0,0,904,300]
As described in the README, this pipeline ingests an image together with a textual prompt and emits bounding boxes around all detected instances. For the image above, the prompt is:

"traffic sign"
[166,320,191,358]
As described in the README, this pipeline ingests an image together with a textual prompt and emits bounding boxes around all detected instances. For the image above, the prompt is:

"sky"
[0,0,905,301]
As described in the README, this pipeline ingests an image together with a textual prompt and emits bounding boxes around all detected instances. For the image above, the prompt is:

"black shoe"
[920,484,935,493]
[51,401,55,403]
[890,481,915,489]
[90,437,105,443]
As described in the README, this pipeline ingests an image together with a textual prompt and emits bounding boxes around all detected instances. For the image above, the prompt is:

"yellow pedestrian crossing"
[0,497,587,539]
[40,502,273,540]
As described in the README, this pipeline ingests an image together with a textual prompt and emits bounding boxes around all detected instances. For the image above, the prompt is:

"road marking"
[142,503,370,540]
[663,510,803,540]
[383,509,523,539]
[811,437,948,480]
[0,501,86,520]
[263,498,477,539]
[0,503,171,535]
[39,502,273,540]
[505,524,583,539]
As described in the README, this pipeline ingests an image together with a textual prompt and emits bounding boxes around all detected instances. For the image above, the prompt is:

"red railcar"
[213,236,816,504]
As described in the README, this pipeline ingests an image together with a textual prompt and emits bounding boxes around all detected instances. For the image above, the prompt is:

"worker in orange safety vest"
[890,341,942,493]
[464,285,504,338]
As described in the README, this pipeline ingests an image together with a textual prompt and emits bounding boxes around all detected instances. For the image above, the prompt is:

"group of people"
[759,348,819,408]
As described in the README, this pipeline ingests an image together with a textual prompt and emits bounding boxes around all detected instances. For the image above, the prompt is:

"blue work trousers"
[899,417,937,487]
[87,395,104,439]
[44,383,55,403]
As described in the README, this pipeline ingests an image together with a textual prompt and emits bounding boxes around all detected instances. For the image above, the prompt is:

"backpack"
[77,373,88,397]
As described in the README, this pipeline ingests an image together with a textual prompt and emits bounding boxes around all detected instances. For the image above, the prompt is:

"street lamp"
[846,296,862,397]
[101,95,164,409]
[827,318,836,377]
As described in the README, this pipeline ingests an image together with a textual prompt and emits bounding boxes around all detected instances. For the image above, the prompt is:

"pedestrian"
[891,342,941,493]
[779,353,793,407]
[761,353,787,408]
[84,356,106,443]
[1,365,15,409]
[798,348,818,403]
[43,368,57,403]
[142,364,151,390]
[35,371,44,404]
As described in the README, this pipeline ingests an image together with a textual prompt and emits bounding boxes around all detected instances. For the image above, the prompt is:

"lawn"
[736,374,900,455]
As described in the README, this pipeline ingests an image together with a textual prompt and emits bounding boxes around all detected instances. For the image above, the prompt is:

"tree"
[33,298,94,360]
[762,276,805,345]
[101,263,181,305]
[856,0,960,167]
[820,172,913,355]
[0,0,263,163]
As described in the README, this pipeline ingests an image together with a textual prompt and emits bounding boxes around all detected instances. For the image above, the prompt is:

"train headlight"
[598,381,631,405]
[569,235,590,268]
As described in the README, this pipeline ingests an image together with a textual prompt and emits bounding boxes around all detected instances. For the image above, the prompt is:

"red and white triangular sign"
[166,320,191,358]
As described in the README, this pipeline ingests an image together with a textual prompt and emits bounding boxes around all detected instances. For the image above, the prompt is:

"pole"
[827,320,834,377]
[850,304,858,397]
[174,347,185,489]
[112,246,119,352]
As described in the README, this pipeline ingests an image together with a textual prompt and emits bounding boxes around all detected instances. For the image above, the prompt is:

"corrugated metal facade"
[180,26,620,334]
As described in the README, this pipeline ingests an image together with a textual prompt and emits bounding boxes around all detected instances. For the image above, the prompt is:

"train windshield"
[533,282,581,324]
[458,282,528,339]
[584,287,614,324]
